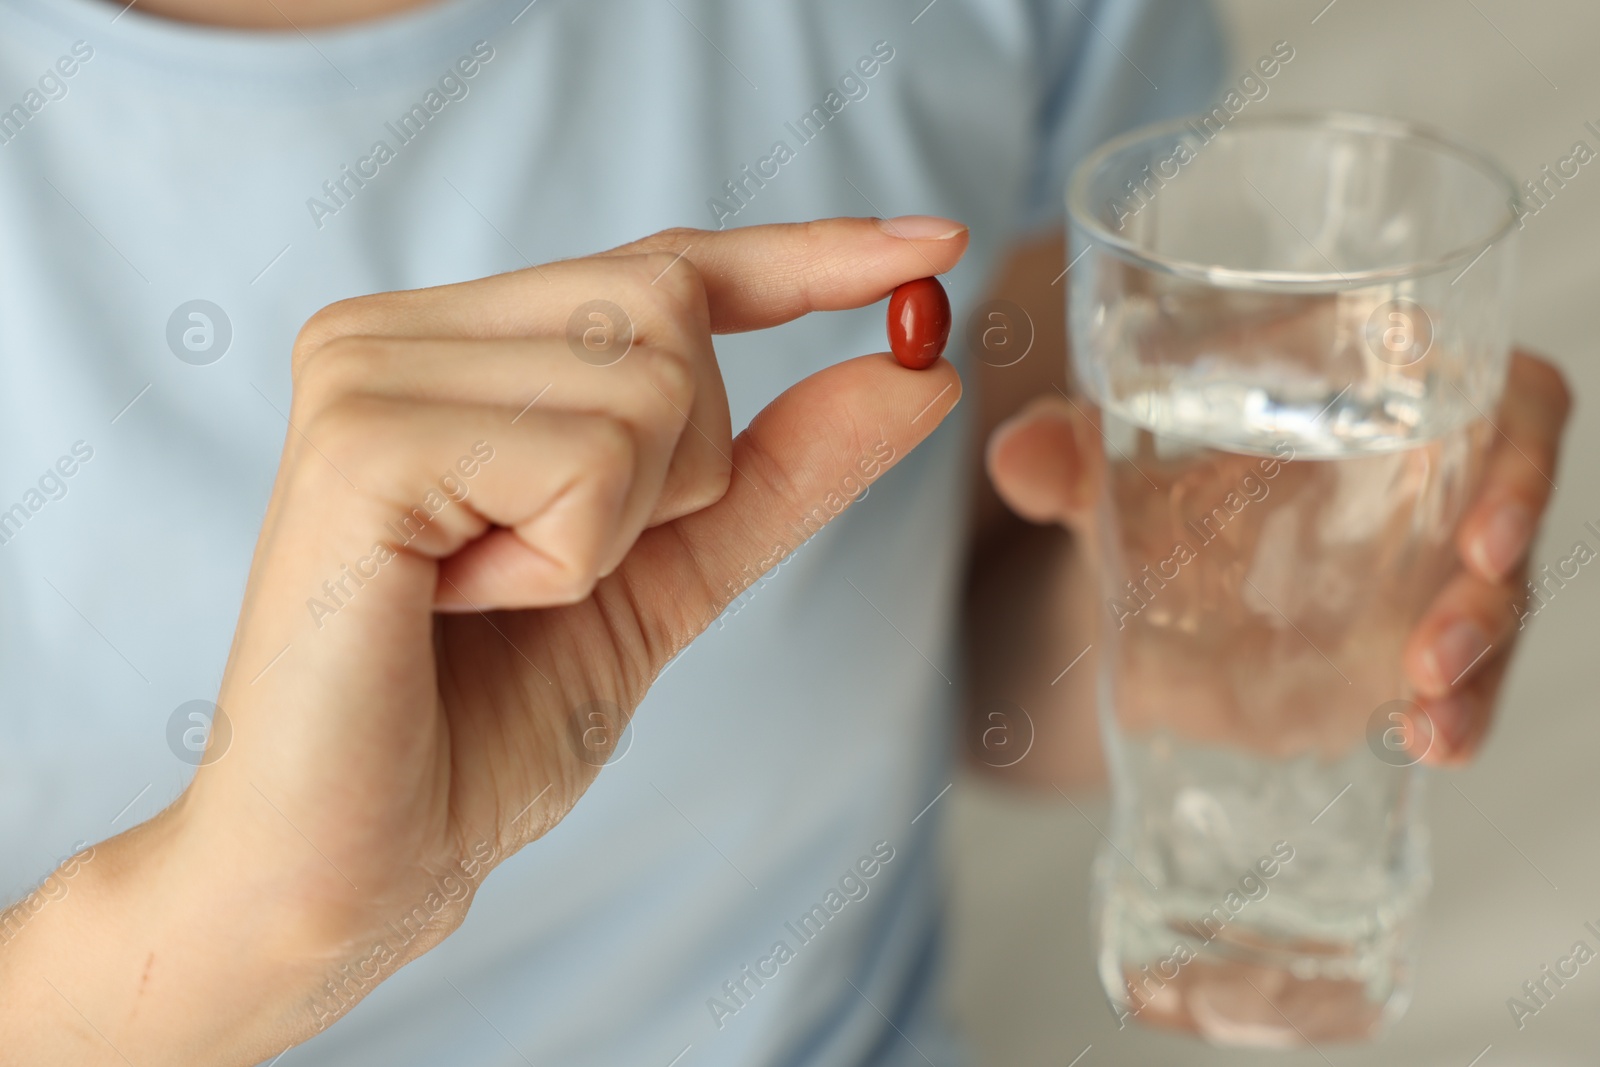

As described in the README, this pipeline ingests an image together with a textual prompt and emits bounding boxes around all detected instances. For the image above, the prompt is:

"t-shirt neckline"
[1,0,524,96]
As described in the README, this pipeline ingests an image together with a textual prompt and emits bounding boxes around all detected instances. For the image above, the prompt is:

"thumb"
[622,353,961,659]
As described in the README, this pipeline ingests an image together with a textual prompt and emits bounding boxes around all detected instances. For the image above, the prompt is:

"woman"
[0,0,1567,1063]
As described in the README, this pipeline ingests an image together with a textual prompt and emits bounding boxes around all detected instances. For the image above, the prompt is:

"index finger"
[603,215,969,333]
[1457,350,1573,582]
[295,216,969,350]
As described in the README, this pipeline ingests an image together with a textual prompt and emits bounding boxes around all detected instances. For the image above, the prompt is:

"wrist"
[0,800,347,1065]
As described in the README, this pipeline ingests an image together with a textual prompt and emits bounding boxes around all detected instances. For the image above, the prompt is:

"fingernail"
[877,215,967,241]
[1470,502,1534,579]
[1425,620,1491,690]
[1424,697,1471,758]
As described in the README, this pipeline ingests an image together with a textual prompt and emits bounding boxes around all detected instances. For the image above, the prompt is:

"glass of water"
[1066,112,1517,1046]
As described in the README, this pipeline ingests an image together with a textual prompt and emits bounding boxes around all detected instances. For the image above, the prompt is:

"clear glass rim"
[1066,110,1520,290]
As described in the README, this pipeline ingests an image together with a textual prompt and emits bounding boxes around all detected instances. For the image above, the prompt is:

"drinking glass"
[1065,112,1518,1046]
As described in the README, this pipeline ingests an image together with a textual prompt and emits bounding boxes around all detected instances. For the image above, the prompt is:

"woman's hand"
[1399,351,1573,763]
[0,216,968,1066]
[985,348,1572,767]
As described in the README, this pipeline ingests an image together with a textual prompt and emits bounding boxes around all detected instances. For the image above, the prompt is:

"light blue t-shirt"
[0,0,1221,1062]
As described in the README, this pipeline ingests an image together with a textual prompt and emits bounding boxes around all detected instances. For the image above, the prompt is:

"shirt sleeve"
[1019,0,1230,232]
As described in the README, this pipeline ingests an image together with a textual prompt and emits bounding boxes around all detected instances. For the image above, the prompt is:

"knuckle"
[629,251,708,321]
[292,296,371,371]
[531,506,619,604]
[653,251,706,307]
[292,335,390,414]
[785,219,846,303]
[637,226,705,254]
[637,343,696,412]
[685,448,733,512]
[795,217,831,249]
[737,429,800,513]
[576,413,636,475]
[585,253,710,350]
[607,258,673,318]
[628,252,679,290]
[299,393,387,473]
[530,421,634,598]
[539,564,600,606]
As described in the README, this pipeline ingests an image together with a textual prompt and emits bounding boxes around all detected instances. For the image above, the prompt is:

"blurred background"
[948,1,1600,1063]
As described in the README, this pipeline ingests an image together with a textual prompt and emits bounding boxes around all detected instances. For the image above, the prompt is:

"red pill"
[887,276,951,370]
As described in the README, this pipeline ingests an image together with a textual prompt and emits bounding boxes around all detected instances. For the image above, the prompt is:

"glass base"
[1110,956,1398,1046]
[1099,892,1414,1047]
